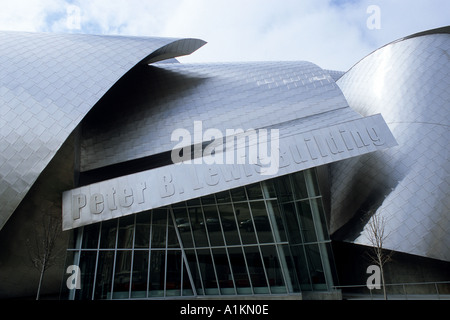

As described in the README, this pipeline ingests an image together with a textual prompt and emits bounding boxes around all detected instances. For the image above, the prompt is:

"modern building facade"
[0,27,448,299]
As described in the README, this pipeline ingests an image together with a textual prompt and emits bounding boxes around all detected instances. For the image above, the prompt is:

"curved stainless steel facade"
[80,61,358,171]
[0,31,205,230]
[330,29,450,261]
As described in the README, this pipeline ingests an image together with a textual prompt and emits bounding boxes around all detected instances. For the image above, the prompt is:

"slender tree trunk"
[379,257,387,300]
[36,257,46,300]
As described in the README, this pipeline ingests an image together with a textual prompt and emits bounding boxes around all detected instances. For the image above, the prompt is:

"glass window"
[185,249,203,295]
[189,207,209,247]
[134,211,151,248]
[166,251,182,296]
[196,249,219,295]
[310,198,329,241]
[274,175,293,202]
[305,169,320,197]
[260,245,286,294]
[215,190,231,203]
[266,200,287,242]
[113,250,132,298]
[99,220,117,249]
[234,202,257,244]
[68,169,336,300]
[304,244,326,290]
[94,250,115,299]
[291,171,308,200]
[186,198,200,206]
[131,250,149,298]
[149,250,165,297]
[82,224,99,249]
[173,207,194,248]
[244,246,269,294]
[212,248,235,295]
[227,247,251,295]
[261,181,277,199]
[297,200,317,243]
[151,209,167,248]
[289,245,311,291]
[282,203,302,244]
[246,183,263,200]
[117,215,134,249]
[203,205,225,246]
[249,201,274,243]
[201,194,216,205]
[182,260,194,296]
[230,186,247,202]
[217,204,240,245]
[167,213,180,249]
[76,251,97,300]
[280,245,300,293]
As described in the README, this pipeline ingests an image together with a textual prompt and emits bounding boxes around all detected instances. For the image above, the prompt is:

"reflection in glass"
[196,249,219,295]
[266,200,287,242]
[230,187,246,202]
[151,209,167,248]
[77,251,97,299]
[260,245,286,293]
[167,213,180,248]
[215,190,231,203]
[173,207,194,248]
[185,249,203,295]
[182,260,194,296]
[149,250,165,297]
[298,200,317,243]
[99,220,117,249]
[94,250,114,299]
[282,203,302,244]
[166,251,182,296]
[202,205,224,246]
[250,201,274,243]
[131,250,149,298]
[280,245,300,293]
[291,171,308,200]
[244,246,268,294]
[189,207,208,247]
[217,205,240,245]
[227,247,251,294]
[305,244,326,290]
[82,224,99,249]
[134,211,151,248]
[212,248,235,294]
[117,215,134,248]
[235,202,257,244]
[289,245,311,291]
[274,175,293,202]
[113,250,132,298]
[246,183,263,200]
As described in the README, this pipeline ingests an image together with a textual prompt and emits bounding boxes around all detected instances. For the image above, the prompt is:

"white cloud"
[0,0,448,70]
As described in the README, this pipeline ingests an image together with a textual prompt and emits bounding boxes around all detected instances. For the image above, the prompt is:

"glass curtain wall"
[63,168,336,299]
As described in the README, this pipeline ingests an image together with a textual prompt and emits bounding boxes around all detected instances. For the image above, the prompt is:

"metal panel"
[331,30,450,261]
[0,31,205,230]
[80,61,357,171]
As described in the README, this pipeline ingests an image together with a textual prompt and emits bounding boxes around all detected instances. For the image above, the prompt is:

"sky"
[0,0,448,70]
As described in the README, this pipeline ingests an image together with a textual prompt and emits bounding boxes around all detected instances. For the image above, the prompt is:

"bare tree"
[364,210,394,300]
[26,213,62,300]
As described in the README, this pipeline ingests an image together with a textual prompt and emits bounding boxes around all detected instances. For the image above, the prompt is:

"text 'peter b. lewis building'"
[0,26,448,300]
